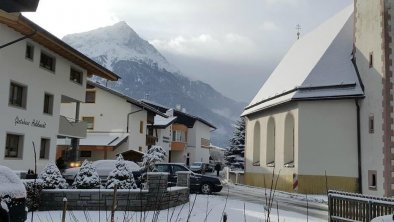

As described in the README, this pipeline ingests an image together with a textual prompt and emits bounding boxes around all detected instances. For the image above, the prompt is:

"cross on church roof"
[296,24,302,40]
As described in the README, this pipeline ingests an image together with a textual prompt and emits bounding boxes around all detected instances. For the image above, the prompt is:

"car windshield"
[191,162,202,167]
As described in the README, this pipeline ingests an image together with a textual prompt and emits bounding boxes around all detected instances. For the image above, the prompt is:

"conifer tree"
[39,162,68,189]
[72,160,101,189]
[225,117,245,169]
[105,154,136,189]
[142,145,166,171]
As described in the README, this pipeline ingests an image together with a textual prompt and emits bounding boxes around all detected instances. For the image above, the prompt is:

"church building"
[243,0,394,196]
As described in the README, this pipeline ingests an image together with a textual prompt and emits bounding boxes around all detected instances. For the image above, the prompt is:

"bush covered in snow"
[105,154,137,189]
[39,162,68,189]
[0,165,26,200]
[72,160,101,189]
[22,179,44,211]
[142,145,166,171]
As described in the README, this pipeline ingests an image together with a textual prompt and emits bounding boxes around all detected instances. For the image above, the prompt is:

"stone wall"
[39,172,190,211]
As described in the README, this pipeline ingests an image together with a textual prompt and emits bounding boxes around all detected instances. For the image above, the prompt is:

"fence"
[40,172,190,211]
[328,190,394,221]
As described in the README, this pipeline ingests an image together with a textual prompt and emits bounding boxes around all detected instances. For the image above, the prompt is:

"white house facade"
[143,101,216,166]
[59,81,166,162]
[0,12,118,171]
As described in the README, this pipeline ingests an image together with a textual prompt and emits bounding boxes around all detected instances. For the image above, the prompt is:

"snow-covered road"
[217,183,328,220]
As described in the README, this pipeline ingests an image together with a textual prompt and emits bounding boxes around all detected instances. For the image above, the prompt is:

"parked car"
[145,163,223,194]
[62,159,141,185]
[0,165,27,222]
[189,162,213,174]
[371,215,394,222]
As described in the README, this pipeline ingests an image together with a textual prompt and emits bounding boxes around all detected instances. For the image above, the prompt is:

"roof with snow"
[153,115,177,128]
[242,5,364,116]
[0,11,119,81]
[87,81,167,118]
[141,100,216,129]
[57,132,128,148]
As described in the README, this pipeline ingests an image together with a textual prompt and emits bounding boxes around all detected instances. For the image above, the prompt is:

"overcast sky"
[25,0,353,103]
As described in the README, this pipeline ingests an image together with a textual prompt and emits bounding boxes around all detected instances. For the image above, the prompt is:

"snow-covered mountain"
[63,21,245,147]
[64,21,178,73]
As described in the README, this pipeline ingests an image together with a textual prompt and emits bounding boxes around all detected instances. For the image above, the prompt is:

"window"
[369,115,374,134]
[5,134,23,158]
[252,122,261,166]
[70,68,83,84]
[140,121,144,134]
[368,170,377,190]
[172,130,186,142]
[284,114,295,167]
[40,52,56,72]
[266,117,276,167]
[85,91,96,103]
[25,43,34,60]
[43,93,54,115]
[9,82,27,108]
[369,52,373,68]
[82,117,94,130]
[79,151,92,158]
[39,138,50,159]
[172,165,188,174]
[155,164,170,172]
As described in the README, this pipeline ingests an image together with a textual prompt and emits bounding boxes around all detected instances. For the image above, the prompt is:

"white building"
[142,101,216,166]
[244,0,394,196]
[0,11,119,171]
[242,6,363,194]
[59,81,166,162]
[354,0,394,197]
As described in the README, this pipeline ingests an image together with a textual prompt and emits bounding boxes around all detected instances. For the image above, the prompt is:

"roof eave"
[0,11,120,81]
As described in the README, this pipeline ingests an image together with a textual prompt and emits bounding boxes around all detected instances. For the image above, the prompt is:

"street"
[215,183,329,220]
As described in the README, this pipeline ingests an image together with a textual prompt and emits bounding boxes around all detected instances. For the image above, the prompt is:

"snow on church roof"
[242,5,364,116]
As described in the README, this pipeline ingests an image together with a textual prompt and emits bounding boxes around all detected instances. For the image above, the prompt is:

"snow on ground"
[27,194,325,222]
[226,183,328,204]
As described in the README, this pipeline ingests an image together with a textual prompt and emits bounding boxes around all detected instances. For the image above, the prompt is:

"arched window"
[284,114,295,167]
[252,121,261,165]
[266,117,275,167]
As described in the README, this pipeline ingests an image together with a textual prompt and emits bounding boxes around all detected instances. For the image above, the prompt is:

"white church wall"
[354,0,385,196]
[298,100,358,178]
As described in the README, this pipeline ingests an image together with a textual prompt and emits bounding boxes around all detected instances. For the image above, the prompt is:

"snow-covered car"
[371,215,394,221]
[63,159,140,184]
[0,165,27,222]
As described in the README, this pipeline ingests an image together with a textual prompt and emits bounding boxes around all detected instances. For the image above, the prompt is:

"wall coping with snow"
[39,173,190,211]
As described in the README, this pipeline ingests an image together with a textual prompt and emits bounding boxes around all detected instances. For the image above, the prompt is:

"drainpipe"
[71,102,80,162]
[355,99,362,193]
[126,108,143,133]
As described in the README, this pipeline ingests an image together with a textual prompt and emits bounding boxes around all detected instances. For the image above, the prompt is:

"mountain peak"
[63,22,178,72]
[106,21,138,38]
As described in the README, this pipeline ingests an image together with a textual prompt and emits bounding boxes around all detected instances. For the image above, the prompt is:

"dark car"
[189,162,213,174]
[150,163,223,194]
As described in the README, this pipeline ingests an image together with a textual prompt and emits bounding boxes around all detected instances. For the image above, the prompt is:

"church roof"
[242,5,364,116]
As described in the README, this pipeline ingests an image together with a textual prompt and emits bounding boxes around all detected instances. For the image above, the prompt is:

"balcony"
[58,116,87,139]
[171,141,187,151]
[146,135,158,146]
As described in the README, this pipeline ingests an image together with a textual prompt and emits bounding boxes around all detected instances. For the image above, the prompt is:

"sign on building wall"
[15,116,47,128]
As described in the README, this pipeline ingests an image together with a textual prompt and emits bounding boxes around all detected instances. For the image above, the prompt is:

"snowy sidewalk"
[27,194,326,222]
